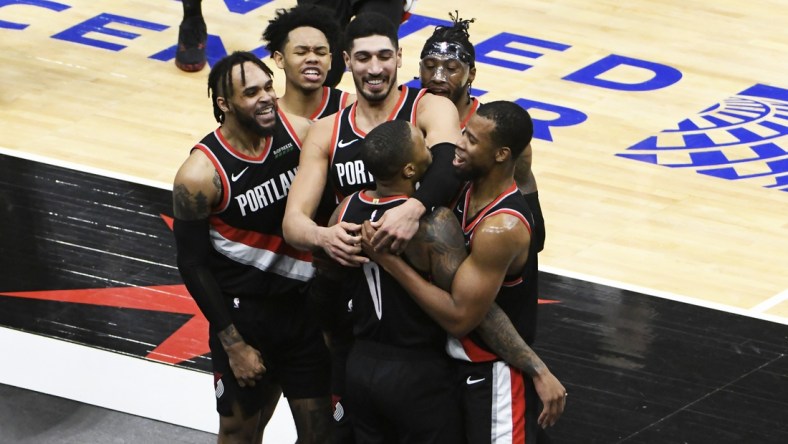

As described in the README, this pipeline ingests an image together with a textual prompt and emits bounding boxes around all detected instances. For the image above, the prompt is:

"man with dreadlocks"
[419,12,547,254]
[172,51,332,443]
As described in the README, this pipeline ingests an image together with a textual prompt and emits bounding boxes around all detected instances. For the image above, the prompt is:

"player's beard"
[450,84,469,108]
[355,71,397,103]
[454,160,484,182]
[236,102,277,138]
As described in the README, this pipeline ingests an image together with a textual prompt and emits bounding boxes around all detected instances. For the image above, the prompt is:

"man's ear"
[272,51,285,69]
[468,66,477,84]
[495,146,512,163]
[217,96,230,113]
[403,162,417,179]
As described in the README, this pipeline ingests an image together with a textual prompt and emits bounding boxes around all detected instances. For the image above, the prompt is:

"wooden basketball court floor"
[1,0,786,442]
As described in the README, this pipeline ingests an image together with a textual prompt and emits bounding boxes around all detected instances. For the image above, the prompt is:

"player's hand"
[532,369,566,428]
[369,198,424,254]
[225,341,266,388]
[318,222,367,267]
[360,221,397,267]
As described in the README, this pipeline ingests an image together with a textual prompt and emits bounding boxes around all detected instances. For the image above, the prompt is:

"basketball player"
[324,120,465,443]
[262,9,357,441]
[362,101,566,443]
[171,52,331,443]
[281,13,462,443]
[283,12,463,264]
[297,0,409,87]
[419,13,547,252]
[262,4,355,121]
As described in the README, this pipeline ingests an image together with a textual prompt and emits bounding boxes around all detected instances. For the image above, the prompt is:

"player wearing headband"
[419,12,547,252]
[419,12,479,129]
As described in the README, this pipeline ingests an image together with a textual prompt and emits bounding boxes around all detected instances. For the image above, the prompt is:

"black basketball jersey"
[192,109,313,297]
[310,86,352,121]
[446,181,539,362]
[327,86,428,200]
[338,190,448,351]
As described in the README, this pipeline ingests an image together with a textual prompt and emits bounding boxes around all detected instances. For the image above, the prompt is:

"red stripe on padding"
[510,367,527,443]
[209,216,312,261]
[460,336,499,362]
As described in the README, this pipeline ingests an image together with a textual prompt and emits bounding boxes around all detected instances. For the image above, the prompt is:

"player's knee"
[290,397,333,443]
[218,409,260,443]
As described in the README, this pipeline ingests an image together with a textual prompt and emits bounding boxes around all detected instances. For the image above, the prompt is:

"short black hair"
[421,11,475,66]
[476,101,533,159]
[207,51,273,123]
[361,120,414,180]
[344,12,399,52]
[262,4,342,55]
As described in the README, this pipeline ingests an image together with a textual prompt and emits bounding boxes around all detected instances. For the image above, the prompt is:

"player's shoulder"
[475,210,531,243]
[281,111,313,140]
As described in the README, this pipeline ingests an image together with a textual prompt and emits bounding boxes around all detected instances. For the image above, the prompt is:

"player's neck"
[354,86,402,130]
[456,97,474,124]
[469,169,514,212]
[278,84,323,119]
[368,180,414,200]
[220,123,267,156]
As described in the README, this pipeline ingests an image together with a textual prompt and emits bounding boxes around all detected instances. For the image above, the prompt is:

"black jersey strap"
[522,190,545,253]
[173,218,233,331]
[413,142,463,212]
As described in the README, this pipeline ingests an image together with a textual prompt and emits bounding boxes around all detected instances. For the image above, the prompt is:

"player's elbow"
[446,320,476,339]
[444,309,482,338]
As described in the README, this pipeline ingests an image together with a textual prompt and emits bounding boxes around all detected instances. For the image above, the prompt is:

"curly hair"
[262,4,342,56]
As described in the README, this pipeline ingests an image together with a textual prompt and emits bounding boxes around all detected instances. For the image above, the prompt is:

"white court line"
[540,265,788,326]
[0,326,298,441]
[750,288,788,314]
[0,146,171,191]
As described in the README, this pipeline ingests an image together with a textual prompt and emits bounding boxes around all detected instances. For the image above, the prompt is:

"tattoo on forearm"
[477,303,546,377]
[218,324,243,349]
[424,208,467,291]
[173,183,211,220]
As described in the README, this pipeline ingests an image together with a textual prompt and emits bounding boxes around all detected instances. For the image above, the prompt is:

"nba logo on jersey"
[617,84,788,192]
[233,297,240,309]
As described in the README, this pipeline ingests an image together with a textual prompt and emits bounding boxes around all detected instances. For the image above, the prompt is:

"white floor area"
[0,326,297,442]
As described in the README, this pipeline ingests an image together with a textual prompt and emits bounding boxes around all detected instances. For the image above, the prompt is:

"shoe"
[175,17,207,72]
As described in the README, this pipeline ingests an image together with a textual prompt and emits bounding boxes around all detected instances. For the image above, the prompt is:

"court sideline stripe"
[2,146,785,326]
[541,265,787,326]
[750,288,788,314]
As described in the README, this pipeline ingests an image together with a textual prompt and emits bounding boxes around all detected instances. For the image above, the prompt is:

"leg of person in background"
[176,0,208,72]
[354,0,404,28]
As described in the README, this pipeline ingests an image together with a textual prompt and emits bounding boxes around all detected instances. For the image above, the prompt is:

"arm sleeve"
[522,191,545,253]
[413,142,463,212]
[173,218,233,331]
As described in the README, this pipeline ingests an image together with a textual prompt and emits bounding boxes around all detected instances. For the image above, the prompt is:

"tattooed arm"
[172,149,265,386]
[396,208,567,428]
[476,306,566,427]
